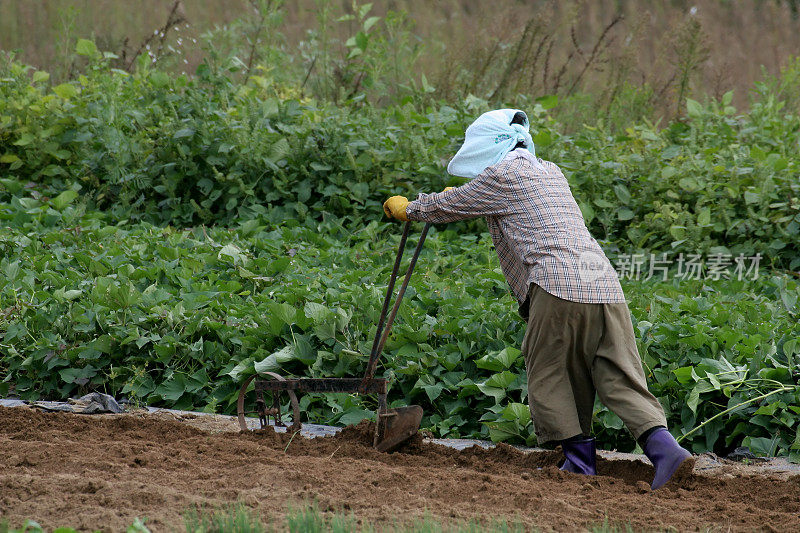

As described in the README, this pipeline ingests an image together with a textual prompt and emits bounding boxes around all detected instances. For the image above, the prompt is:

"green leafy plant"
[1,35,800,458]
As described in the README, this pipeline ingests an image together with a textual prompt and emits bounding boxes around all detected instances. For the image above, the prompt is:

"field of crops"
[1,2,800,529]
[2,33,799,457]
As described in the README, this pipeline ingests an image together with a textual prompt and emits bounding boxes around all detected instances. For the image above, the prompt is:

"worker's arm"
[405,164,517,224]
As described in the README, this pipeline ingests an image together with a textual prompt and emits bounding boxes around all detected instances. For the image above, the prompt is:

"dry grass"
[3,0,800,116]
[0,0,240,77]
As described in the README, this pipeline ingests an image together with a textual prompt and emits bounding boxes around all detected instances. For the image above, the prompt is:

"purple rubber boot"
[643,427,694,490]
[559,437,597,476]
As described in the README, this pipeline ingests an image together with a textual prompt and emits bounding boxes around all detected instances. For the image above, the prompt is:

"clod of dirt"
[334,419,378,447]
[1,406,800,532]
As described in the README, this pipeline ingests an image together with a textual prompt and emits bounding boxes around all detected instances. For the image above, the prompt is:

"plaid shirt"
[406,150,626,307]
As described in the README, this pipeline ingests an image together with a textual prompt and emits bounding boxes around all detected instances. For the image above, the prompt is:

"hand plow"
[237,221,431,452]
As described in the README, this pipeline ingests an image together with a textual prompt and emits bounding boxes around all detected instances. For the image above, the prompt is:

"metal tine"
[368,221,411,361]
[364,222,431,382]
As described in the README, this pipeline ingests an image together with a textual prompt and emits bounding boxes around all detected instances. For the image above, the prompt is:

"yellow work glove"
[442,187,454,192]
[383,196,409,221]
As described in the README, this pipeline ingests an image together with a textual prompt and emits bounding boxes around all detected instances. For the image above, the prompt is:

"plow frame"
[237,222,430,452]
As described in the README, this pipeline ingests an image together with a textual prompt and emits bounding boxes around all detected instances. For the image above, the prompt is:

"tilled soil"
[1,407,798,532]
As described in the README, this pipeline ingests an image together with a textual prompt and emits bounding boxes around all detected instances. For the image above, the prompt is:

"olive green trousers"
[521,284,667,444]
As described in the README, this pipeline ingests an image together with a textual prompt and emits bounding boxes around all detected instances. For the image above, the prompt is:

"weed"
[184,504,267,533]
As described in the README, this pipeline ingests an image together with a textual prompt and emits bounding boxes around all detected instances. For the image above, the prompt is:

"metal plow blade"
[374,405,423,452]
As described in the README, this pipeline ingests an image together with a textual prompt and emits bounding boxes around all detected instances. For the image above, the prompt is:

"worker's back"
[484,149,626,305]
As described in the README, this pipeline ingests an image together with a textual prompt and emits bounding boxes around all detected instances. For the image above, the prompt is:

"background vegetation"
[8,0,800,123]
[1,0,799,459]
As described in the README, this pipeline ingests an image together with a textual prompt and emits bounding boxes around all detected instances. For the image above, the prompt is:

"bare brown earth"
[1,406,799,532]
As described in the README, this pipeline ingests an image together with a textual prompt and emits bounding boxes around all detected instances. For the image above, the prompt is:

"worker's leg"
[593,303,693,489]
[522,284,604,444]
[591,303,667,439]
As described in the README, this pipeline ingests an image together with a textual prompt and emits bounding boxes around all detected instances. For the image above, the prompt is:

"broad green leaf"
[600,409,624,430]
[269,138,290,161]
[593,198,615,208]
[686,98,703,117]
[484,370,516,389]
[363,16,381,32]
[475,383,506,401]
[744,191,760,204]
[678,177,700,192]
[496,347,521,368]
[304,302,333,323]
[722,90,734,106]
[270,301,297,328]
[661,145,680,160]
[476,347,521,371]
[618,207,634,221]
[54,287,82,301]
[535,94,558,109]
[502,402,531,425]
[338,408,374,426]
[174,127,195,139]
[754,402,780,416]
[613,183,631,204]
[420,73,435,93]
[485,420,521,442]
[697,208,711,226]
[51,189,79,210]
[75,38,98,56]
[759,367,791,382]
[254,345,296,373]
[783,338,799,357]
[578,201,595,224]
[218,243,248,265]
[33,70,50,83]
[772,157,789,171]
[355,31,369,51]
[744,436,778,457]
[13,133,34,146]
[149,71,170,88]
[673,366,694,384]
[422,382,444,401]
[293,335,316,365]
[533,129,553,147]
[53,83,78,98]
[154,377,186,401]
[227,358,254,381]
[358,2,373,19]
[687,387,700,414]
[59,366,97,384]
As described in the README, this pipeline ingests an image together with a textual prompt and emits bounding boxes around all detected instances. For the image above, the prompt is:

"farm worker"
[382,109,694,490]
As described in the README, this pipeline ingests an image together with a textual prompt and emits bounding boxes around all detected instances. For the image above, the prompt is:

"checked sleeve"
[405,166,518,223]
